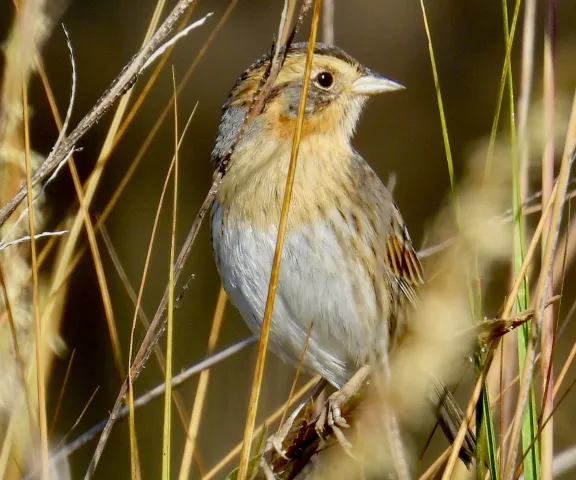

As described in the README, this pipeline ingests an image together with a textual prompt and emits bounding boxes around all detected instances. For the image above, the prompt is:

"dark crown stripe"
[223,42,360,109]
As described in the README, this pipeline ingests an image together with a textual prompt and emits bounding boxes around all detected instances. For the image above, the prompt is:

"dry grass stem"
[322,0,334,44]
[203,377,320,480]
[0,1,67,478]
[177,286,227,480]
[22,52,50,480]
[504,92,576,480]
[51,336,256,464]
[1,1,574,478]
[0,1,211,228]
[160,66,180,480]
[236,3,321,479]
[540,2,557,476]
[84,0,315,476]
[100,227,197,448]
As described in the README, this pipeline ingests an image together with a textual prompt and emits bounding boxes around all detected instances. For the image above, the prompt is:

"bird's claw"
[315,390,352,451]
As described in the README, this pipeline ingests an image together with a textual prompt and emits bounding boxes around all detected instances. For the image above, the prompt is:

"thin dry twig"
[83,3,314,477]
[56,387,100,450]
[203,377,320,480]
[503,93,576,480]
[49,350,76,436]
[540,1,557,475]
[322,0,334,44]
[142,13,213,71]
[0,230,68,250]
[49,336,256,464]
[177,287,227,480]
[237,2,320,479]
[441,170,564,478]
[48,1,194,319]
[100,226,205,475]
[0,3,212,228]
[21,55,50,480]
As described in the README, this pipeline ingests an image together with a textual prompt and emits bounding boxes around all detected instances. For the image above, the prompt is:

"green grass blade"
[419,10,494,480]
[162,68,179,480]
[477,380,499,480]
[496,0,540,477]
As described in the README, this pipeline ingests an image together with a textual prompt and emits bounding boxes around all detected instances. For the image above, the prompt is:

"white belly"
[211,201,380,387]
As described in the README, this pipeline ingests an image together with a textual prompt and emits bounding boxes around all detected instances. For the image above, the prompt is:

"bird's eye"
[315,71,334,89]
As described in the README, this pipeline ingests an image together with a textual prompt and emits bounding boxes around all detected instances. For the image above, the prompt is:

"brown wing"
[384,202,424,308]
[351,153,424,311]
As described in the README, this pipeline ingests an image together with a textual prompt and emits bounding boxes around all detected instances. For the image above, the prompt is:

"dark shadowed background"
[1,0,576,478]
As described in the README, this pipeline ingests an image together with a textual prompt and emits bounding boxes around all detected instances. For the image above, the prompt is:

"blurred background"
[1,0,576,478]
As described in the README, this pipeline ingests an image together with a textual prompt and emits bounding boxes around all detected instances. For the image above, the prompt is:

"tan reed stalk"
[203,377,320,480]
[540,1,557,476]
[177,287,227,480]
[236,3,322,478]
[0,2,65,478]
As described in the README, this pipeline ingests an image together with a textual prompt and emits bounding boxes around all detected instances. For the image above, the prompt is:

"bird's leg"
[315,365,371,449]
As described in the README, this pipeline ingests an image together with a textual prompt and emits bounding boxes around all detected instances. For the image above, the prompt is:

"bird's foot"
[315,365,371,453]
[315,389,352,450]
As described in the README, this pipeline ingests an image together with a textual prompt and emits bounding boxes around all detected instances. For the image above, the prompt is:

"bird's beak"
[351,73,405,96]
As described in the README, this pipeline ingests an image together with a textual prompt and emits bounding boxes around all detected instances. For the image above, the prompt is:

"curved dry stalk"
[11,2,238,361]
[82,3,314,477]
[52,0,178,308]
[237,3,320,479]
[202,377,320,480]
[0,1,211,228]
[177,287,227,480]
[540,1,557,474]
[21,61,49,480]
[503,93,576,480]
[0,25,78,249]
[47,336,255,466]
[441,171,562,479]
[160,68,180,479]
[100,226,204,475]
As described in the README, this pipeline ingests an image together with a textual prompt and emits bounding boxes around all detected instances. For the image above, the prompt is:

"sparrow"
[210,42,474,466]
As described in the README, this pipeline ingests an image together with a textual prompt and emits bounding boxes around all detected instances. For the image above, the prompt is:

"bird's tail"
[436,386,477,468]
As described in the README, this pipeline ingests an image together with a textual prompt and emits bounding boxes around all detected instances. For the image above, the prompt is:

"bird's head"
[212,42,403,166]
